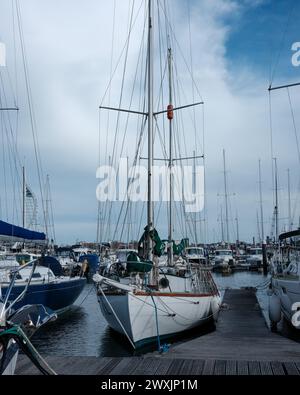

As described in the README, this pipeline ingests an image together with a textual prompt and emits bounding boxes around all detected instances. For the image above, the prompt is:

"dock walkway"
[15,289,300,375]
[159,289,300,362]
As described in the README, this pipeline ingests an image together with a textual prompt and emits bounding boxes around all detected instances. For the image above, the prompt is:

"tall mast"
[256,210,261,242]
[167,46,173,266]
[258,159,264,242]
[287,168,292,231]
[223,149,229,244]
[193,150,198,245]
[147,0,154,260]
[235,212,239,243]
[22,166,26,228]
[274,157,279,241]
[220,205,224,243]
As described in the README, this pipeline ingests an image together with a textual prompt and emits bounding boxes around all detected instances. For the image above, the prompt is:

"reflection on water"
[31,271,300,356]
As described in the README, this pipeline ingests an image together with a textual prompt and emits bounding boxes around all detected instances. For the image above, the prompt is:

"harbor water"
[31,271,299,357]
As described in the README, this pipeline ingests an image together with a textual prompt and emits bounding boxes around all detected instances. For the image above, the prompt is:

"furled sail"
[0,220,46,242]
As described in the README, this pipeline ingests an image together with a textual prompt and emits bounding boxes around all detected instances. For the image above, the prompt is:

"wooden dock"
[15,289,300,375]
[160,289,300,362]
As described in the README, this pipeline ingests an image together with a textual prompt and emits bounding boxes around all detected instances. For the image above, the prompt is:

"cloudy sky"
[0,0,299,244]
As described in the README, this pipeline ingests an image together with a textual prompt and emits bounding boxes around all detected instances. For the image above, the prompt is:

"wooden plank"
[154,359,174,375]
[237,360,248,375]
[295,362,300,373]
[259,361,273,375]
[98,357,122,375]
[283,362,300,375]
[166,359,185,375]
[214,360,226,375]
[271,361,285,376]
[248,361,261,375]
[225,360,237,375]
[178,359,196,375]
[202,360,215,375]
[58,357,101,375]
[109,357,143,375]
[134,358,165,375]
[190,360,205,375]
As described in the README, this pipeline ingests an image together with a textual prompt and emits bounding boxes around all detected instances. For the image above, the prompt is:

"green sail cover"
[138,225,166,258]
[138,225,189,258]
[161,238,189,255]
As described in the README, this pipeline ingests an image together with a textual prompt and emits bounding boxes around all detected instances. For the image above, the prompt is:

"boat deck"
[15,289,300,375]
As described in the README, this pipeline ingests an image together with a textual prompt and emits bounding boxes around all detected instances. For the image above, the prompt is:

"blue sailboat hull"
[2,278,86,313]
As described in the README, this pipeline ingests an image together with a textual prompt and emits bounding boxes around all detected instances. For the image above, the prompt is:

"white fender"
[210,297,221,321]
[269,293,281,324]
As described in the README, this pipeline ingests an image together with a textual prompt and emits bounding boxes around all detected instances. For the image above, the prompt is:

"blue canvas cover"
[0,220,46,241]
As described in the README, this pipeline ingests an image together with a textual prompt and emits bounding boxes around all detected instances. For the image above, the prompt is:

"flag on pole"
[0,42,6,67]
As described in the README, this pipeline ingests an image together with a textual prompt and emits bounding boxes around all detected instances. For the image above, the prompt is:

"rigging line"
[187,0,197,152]
[16,0,48,236]
[107,1,135,165]
[173,60,203,152]
[157,296,205,323]
[48,176,56,243]
[1,112,9,221]
[12,0,18,107]
[286,87,300,165]
[0,71,21,168]
[0,95,21,224]
[0,85,23,225]
[269,0,296,86]
[291,178,300,230]
[99,0,144,108]
[112,117,148,241]
[268,90,275,207]
[102,1,142,240]
[129,292,171,315]
[153,119,168,225]
[98,285,136,349]
[104,0,116,169]
[202,105,208,243]
[285,87,300,230]
[103,2,144,240]
[173,57,195,238]
[110,16,148,241]
[111,78,148,242]
[157,0,203,103]
[96,110,102,244]
[116,134,147,242]
[157,2,167,151]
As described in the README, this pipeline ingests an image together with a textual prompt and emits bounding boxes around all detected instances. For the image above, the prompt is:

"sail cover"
[0,220,46,241]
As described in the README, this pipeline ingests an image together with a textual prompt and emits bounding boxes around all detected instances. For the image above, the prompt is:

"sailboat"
[0,10,86,315]
[269,229,300,330]
[0,259,57,375]
[93,0,221,349]
[267,81,300,330]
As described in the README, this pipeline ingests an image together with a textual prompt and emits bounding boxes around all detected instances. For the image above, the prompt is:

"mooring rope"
[97,285,136,350]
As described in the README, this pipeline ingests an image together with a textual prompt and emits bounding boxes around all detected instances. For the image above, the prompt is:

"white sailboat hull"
[98,289,220,346]
[271,277,300,326]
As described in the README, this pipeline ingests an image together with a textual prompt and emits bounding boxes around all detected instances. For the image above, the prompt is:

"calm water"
[31,271,300,356]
